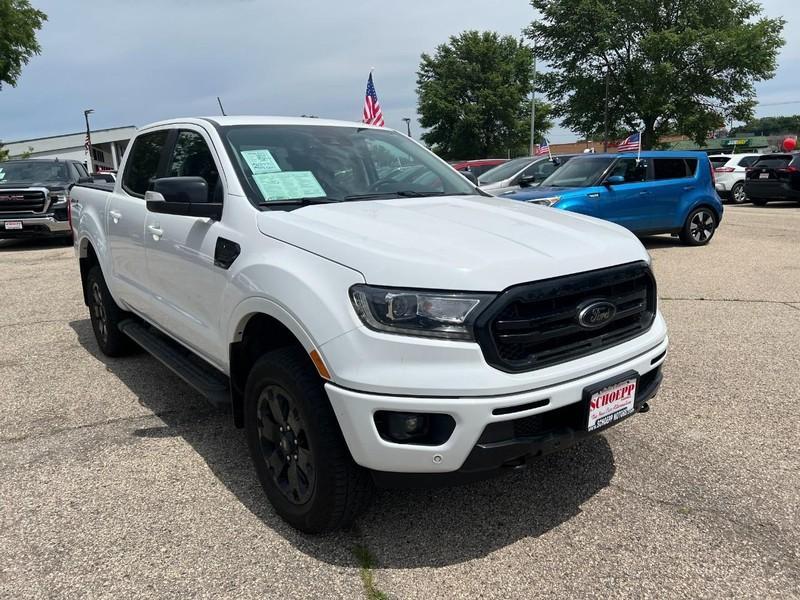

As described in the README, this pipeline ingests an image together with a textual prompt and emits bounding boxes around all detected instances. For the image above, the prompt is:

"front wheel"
[244,347,373,533]
[679,207,717,246]
[730,182,748,204]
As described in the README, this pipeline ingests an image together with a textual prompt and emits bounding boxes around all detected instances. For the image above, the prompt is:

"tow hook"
[639,402,650,413]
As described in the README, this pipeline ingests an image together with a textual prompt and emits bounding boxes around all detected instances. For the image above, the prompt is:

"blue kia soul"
[502,151,723,246]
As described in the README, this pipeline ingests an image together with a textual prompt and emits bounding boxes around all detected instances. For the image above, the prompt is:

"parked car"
[709,153,762,204]
[0,158,90,239]
[450,158,508,179]
[503,151,723,246]
[71,116,667,532]
[478,155,576,195]
[743,153,800,206]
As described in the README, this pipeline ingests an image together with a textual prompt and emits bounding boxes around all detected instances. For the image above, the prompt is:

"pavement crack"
[0,318,72,330]
[0,408,216,445]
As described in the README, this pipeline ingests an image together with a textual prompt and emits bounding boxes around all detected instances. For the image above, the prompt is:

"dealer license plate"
[587,377,637,432]
[4,221,23,230]
[759,172,770,179]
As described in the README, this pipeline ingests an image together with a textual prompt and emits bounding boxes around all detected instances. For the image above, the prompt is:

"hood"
[501,186,583,201]
[0,181,66,191]
[257,195,648,291]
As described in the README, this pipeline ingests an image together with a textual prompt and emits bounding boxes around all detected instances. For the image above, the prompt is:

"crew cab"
[0,158,90,239]
[503,152,723,246]
[70,117,668,532]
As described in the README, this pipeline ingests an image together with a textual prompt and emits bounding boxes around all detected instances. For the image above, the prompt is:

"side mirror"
[604,175,626,186]
[461,170,479,185]
[146,176,222,219]
[518,175,537,187]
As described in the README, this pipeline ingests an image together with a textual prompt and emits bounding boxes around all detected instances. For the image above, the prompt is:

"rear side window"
[74,162,89,178]
[123,130,169,197]
[754,155,793,169]
[653,158,689,180]
[738,156,760,168]
[709,156,730,168]
[684,159,698,175]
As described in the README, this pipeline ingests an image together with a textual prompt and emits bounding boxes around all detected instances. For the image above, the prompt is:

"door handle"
[683,186,695,191]
[109,210,122,223]
[147,224,163,239]
[587,193,600,199]
[639,191,650,195]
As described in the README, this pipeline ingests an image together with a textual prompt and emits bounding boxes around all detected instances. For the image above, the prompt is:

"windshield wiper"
[258,196,337,207]
[344,190,446,201]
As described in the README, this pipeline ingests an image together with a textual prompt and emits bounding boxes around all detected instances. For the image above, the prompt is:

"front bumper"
[326,334,667,474]
[0,214,71,238]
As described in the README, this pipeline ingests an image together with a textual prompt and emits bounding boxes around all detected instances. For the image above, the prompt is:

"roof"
[666,137,770,151]
[569,150,711,158]
[4,125,137,154]
[140,115,384,132]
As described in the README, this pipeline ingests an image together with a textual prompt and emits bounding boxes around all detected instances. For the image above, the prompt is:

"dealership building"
[4,125,137,172]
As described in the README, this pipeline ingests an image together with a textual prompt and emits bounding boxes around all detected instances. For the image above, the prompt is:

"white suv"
[710,153,762,203]
[71,117,668,532]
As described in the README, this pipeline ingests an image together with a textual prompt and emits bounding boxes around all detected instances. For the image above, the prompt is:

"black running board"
[118,319,230,410]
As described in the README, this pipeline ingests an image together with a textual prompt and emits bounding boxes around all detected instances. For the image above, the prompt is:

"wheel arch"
[78,237,100,306]
[228,299,331,428]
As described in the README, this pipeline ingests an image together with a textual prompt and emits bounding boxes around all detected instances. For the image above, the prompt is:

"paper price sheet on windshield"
[241,149,281,175]
[254,171,327,202]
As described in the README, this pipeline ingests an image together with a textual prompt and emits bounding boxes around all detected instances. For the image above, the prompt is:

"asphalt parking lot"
[1,204,798,599]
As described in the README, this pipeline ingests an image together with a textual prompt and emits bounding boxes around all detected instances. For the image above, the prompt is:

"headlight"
[527,196,561,206]
[49,193,68,207]
[349,285,496,340]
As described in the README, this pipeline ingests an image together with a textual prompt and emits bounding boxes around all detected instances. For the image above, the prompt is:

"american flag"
[535,137,550,156]
[618,132,641,152]
[362,72,384,127]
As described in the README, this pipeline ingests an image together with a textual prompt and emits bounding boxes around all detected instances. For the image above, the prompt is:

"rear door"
[648,157,698,231]
[143,126,231,365]
[107,129,169,313]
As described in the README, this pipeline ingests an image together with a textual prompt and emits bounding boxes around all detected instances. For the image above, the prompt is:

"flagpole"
[83,109,94,173]
[636,129,642,163]
[530,37,537,156]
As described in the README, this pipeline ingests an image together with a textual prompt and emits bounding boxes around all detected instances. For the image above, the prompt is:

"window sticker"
[241,149,281,174]
[254,171,326,201]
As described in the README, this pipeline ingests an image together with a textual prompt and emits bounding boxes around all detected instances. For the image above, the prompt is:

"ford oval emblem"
[578,300,616,329]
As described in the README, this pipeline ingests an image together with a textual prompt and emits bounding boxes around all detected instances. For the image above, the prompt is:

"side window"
[522,160,557,179]
[738,156,759,168]
[653,158,689,180]
[608,158,648,183]
[167,130,220,199]
[74,162,89,178]
[123,130,169,197]
[684,159,698,176]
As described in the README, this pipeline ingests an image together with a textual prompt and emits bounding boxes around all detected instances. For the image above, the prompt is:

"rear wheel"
[244,347,373,533]
[730,182,748,204]
[679,207,717,246]
[86,265,137,357]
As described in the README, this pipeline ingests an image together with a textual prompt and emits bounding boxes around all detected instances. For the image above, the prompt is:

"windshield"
[478,157,533,184]
[0,161,69,183]
[221,125,477,206]
[539,157,615,187]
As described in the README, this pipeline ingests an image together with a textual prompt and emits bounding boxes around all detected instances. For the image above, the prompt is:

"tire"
[730,182,748,204]
[752,198,768,206]
[679,207,717,246]
[86,265,137,357]
[244,347,373,533]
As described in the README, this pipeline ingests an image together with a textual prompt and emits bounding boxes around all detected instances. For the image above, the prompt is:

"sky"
[1,0,798,144]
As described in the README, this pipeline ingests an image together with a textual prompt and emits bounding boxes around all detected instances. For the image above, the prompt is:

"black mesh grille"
[475,262,656,373]
[0,190,46,214]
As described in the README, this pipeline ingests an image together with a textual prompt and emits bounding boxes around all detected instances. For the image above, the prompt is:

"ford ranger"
[70,117,668,533]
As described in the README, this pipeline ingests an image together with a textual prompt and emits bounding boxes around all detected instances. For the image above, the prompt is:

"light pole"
[402,117,412,137]
[84,109,95,172]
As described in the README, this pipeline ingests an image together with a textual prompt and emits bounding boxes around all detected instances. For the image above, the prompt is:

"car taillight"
[781,165,799,173]
[714,167,735,173]
[708,161,715,184]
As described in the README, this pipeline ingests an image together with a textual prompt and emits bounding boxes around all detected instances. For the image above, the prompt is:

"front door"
[143,127,231,367]
[595,158,652,231]
[107,129,169,313]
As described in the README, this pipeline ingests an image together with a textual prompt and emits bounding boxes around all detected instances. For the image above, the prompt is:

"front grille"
[0,190,47,214]
[475,261,656,373]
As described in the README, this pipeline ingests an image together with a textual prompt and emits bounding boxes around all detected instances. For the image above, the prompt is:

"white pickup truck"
[70,116,668,533]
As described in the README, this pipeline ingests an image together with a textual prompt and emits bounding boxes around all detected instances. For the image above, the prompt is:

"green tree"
[730,115,800,136]
[417,31,553,159]
[528,0,784,149]
[0,143,8,161]
[0,0,47,90]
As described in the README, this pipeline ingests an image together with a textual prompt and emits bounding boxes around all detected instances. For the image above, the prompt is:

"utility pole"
[530,37,537,156]
[603,67,610,153]
[402,117,412,137]
[84,109,95,173]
